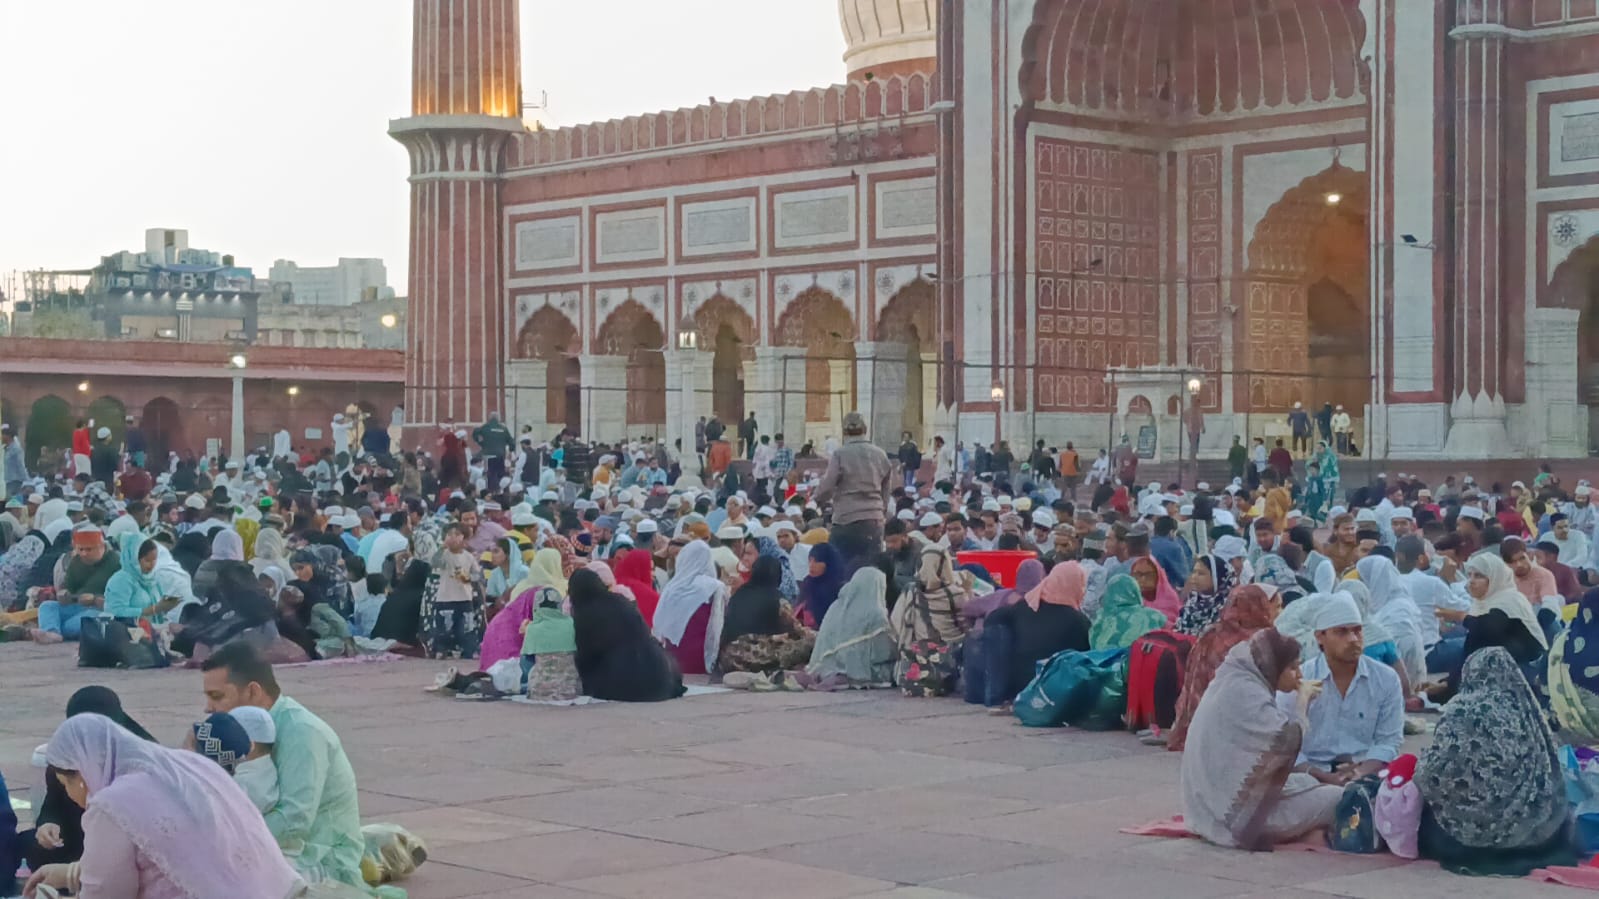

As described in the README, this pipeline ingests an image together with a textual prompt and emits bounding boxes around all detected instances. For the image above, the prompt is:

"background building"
[267,257,391,307]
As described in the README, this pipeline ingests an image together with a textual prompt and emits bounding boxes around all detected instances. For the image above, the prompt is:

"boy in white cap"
[228,705,280,813]
[1277,593,1404,785]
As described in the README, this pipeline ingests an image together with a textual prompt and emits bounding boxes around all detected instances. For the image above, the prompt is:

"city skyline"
[0,1,846,297]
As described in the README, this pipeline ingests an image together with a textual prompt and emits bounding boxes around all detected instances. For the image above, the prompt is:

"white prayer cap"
[981,498,1001,512]
[1313,594,1363,632]
[1327,505,1348,518]
[773,521,799,536]
[229,706,276,744]
[1032,510,1057,530]
[897,509,916,521]
[1196,482,1211,492]
[511,510,538,526]
[997,495,1014,506]
[756,506,777,518]
[918,512,942,527]
[1285,509,1303,520]
[96,427,111,439]
[1212,509,1237,529]
[1180,504,1194,517]
[715,525,746,541]
[539,491,559,502]
[1459,506,1486,522]
[1355,508,1378,524]
[635,519,659,535]
[1512,480,1527,490]
[1579,486,1593,497]
[1390,507,1414,521]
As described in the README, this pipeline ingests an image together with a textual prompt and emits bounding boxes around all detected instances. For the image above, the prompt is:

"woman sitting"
[717,555,815,674]
[1175,552,1240,636]
[960,558,1042,633]
[484,536,529,610]
[26,714,304,899]
[1165,584,1282,752]
[479,547,568,672]
[571,568,685,701]
[1550,587,1599,744]
[795,543,848,628]
[1416,647,1574,875]
[1128,556,1182,624]
[805,566,896,688]
[193,530,251,602]
[1433,553,1547,698]
[1180,629,1341,850]
[654,540,727,676]
[1090,574,1168,650]
[612,549,660,627]
[102,538,181,626]
[977,561,1091,708]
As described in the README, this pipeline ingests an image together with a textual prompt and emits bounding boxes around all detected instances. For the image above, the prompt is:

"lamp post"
[1182,376,1202,488]
[675,327,698,460]
[228,354,247,463]
[990,381,1004,446]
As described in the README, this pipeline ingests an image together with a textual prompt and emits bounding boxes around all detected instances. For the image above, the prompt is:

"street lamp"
[1180,376,1203,488]
[990,381,1004,445]
[380,313,398,329]
[287,385,300,397]
[676,327,698,351]
[229,353,247,369]
[76,381,89,393]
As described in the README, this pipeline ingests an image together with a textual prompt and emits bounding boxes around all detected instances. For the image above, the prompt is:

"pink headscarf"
[1024,561,1086,611]
[1131,556,1182,623]
[46,713,300,898]
[478,587,544,671]
[585,560,635,602]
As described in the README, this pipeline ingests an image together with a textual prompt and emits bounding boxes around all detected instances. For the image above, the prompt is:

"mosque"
[392,0,1599,461]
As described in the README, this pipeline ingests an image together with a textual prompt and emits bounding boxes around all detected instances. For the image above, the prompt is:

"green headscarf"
[1089,574,1167,650]
[522,606,576,655]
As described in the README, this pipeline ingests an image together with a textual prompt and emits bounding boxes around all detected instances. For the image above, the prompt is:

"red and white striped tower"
[1443,0,1512,456]
[390,0,523,437]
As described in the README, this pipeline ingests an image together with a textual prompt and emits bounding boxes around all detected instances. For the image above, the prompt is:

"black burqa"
[569,568,685,702]
[370,558,431,646]
[25,687,156,870]
[984,598,1091,700]
[719,556,786,649]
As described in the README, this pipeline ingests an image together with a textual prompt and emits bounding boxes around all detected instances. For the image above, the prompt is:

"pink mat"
[1530,866,1599,891]
[1120,814,1331,852]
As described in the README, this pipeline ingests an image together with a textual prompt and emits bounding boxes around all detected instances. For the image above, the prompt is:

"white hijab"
[652,540,726,649]
[1464,553,1547,650]
[1355,555,1428,681]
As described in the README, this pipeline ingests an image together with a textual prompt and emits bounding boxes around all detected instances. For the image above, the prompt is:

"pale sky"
[0,1,847,298]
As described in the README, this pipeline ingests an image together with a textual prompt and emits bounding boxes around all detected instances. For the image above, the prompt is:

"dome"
[1023,0,1366,117]
[839,0,936,81]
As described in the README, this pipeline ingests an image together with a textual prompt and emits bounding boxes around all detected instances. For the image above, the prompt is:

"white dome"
[838,0,936,80]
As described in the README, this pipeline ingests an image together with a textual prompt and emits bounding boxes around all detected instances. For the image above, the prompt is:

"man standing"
[1186,404,1205,460]
[933,435,954,486]
[90,426,119,489]
[122,415,146,469]
[814,411,893,570]
[1249,437,1268,489]
[695,416,708,460]
[739,412,760,461]
[897,433,922,492]
[1288,402,1312,456]
[272,425,293,462]
[331,412,352,458]
[769,433,795,498]
[1227,435,1247,484]
[70,419,92,479]
[1331,405,1353,455]
[1316,401,1335,446]
[474,412,514,488]
[202,643,366,887]
[1,424,26,498]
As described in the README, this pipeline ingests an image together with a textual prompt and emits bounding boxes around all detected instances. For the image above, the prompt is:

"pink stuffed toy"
[1374,753,1422,859]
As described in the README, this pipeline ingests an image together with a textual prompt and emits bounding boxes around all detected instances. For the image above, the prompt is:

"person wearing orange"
[1058,442,1081,501]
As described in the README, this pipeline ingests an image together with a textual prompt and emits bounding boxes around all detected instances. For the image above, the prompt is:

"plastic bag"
[361,822,428,884]
[486,657,523,695]
[1013,648,1128,728]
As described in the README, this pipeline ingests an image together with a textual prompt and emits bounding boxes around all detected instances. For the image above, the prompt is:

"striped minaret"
[391,0,523,436]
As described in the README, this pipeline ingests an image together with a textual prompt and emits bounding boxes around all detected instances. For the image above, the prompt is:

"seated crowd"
[3,411,1599,885]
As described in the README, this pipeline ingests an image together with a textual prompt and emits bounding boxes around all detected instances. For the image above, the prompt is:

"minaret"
[390,0,523,434]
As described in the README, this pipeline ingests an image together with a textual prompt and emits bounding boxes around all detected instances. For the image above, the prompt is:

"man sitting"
[201,642,366,887]
[1277,594,1404,786]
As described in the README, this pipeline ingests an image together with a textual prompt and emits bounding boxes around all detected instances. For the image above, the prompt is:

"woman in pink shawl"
[479,546,569,672]
[27,713,302,899]
[1130,556,1181,623]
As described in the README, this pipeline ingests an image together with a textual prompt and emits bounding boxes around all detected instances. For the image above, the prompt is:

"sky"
[0,1,847,299]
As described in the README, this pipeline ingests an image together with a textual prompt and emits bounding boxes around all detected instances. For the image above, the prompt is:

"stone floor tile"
[931,858,1253,899]
[606,804,874,853]
[430,829,719,883]
[471,785,730,828]
[391,860,540,899]
[1112,834,1411,887]
[563,854,892,899]
[368,806,575,848]
[781,785,1040,826]
[1298,862,1558,898]
[372,768,580,804]
[758,829,1058,884]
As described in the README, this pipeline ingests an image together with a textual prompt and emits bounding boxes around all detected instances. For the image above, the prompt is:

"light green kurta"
[267,695,366,887]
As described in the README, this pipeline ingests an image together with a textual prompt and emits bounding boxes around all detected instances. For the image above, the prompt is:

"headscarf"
[258,564,289,597]
[250,527,288,577]
[65,686,155,741]
[517,547,569,596]
[613,548,661,626]
[754,535,799,601]
[1417,647,1567,854]
[211,528,245,562]
[1176,555,1238,635]
[1166,584,1279,752]
[797,542,849,626]
[653,539,724,646]
[1024,560,1086,611]
[1130,556,1181,622]
[1179,629,1307,850]
[544,533,582,577]
[806,566,895,685]
[1090,574,1168,650]
[1251,552,1300,593]
[291,544,350,615]
[1550,588,1599,744]
[45,714,301,899]
[106,537,163,614]
[720,555,787,648]
[1355,555,1428,679]
[1464,553,1547,650]
[1273,590,1328,662]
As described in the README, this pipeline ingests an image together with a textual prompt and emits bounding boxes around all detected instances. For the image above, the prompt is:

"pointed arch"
[595,299,666,426]
[775,288,857,422]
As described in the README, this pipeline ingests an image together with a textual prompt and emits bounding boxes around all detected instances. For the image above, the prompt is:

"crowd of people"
[3,398,1599,890]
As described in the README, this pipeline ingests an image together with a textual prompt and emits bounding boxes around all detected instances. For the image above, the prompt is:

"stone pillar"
[504,359,549,436]
[855,341,909,447]
[579,354,629,443]
[230,375,245,462]
[663,351,711,461]
[1443,1,1512,457]
[767,347,807,446]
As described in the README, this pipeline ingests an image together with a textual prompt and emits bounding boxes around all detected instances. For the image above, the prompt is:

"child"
[228,706,279,814]
[431,524,482,659]
[521,587,579,701]
[353,573,388,638]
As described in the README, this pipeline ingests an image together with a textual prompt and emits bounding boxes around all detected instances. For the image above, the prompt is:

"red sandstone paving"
[0,643,1558,898]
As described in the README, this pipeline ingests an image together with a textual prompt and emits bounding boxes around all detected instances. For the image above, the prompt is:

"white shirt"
[1277,654,1404,766]
[1252,444,1268,471]
[1331,412,1352,433]
[332,419,352,456]
[272,429,292,460]
[1554,530,1592,569]
[1398,567,1470,646]
[1087,456,1110,484]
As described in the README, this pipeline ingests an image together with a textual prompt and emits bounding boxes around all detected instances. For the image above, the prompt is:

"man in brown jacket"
[814,411,893,569]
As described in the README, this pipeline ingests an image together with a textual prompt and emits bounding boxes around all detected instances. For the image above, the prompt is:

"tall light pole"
[1182,376,1202,488]
[990,381,1004,447]
[228,354,247,462]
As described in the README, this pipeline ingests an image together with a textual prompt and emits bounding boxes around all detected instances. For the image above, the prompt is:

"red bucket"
[955,550,1038,588]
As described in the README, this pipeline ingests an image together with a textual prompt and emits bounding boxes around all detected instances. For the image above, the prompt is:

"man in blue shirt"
[1277,593,1404,786]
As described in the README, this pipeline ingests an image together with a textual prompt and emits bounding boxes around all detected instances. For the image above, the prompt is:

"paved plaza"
[0,644,1561,899]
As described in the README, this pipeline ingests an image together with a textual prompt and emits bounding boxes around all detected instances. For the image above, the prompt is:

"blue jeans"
[1426,636,1466,679]
[37,601,97,639]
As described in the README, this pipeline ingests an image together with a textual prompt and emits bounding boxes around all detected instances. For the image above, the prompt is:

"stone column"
[854,341,908,447]
[767,347,807,446]
[230,375,245,462]
[504,359,549,435]
[663,351,710,461]
[579,354,629,443]
[1443,0,1513,456]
